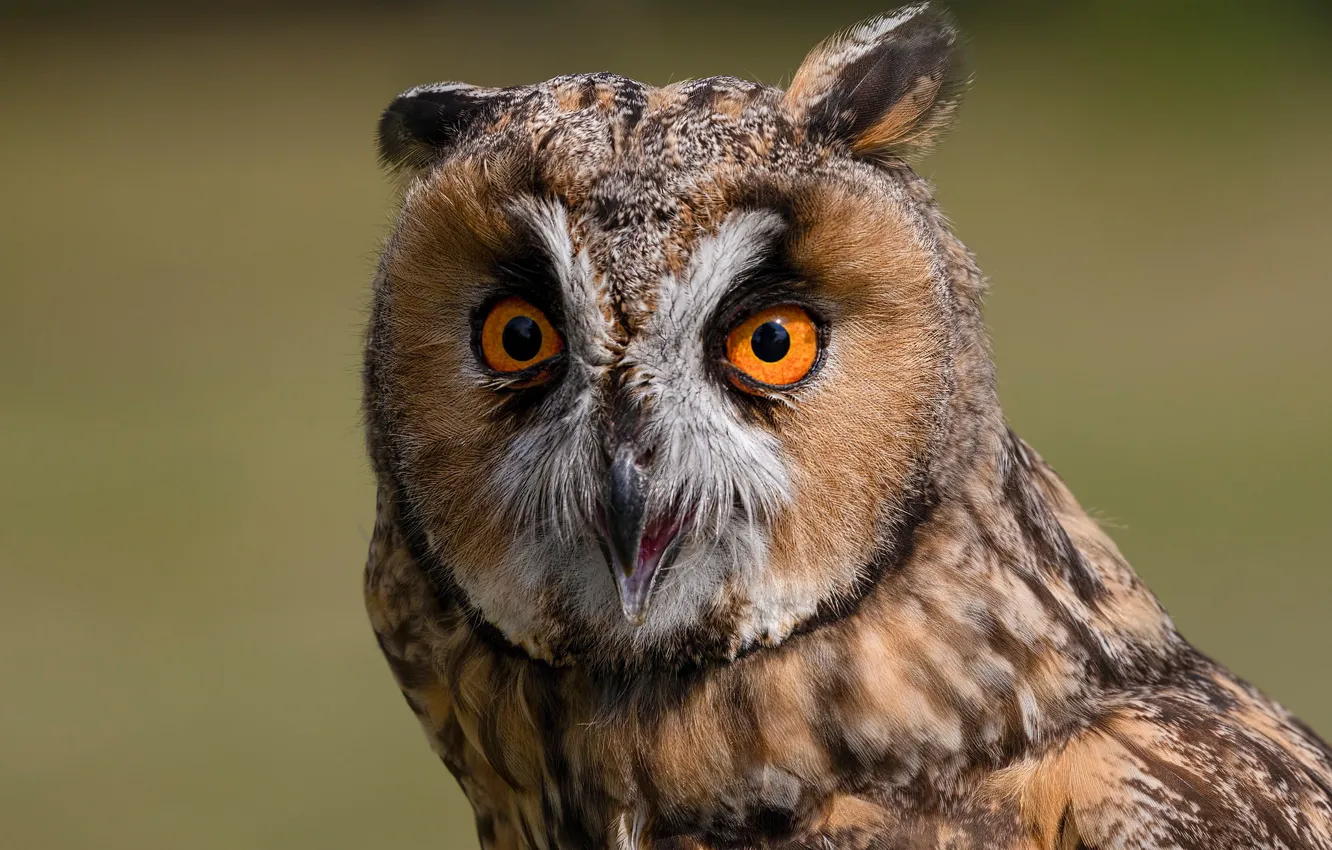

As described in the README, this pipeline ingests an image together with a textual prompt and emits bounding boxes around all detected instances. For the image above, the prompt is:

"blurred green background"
[2,1,1329,848]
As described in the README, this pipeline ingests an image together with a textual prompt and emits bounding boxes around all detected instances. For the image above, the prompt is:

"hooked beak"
[597,444,684,625]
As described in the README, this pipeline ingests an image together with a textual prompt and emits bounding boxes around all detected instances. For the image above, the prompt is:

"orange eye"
[480,296,563,374]
[725,305,819,390]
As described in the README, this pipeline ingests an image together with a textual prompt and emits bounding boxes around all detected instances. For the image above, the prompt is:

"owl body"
[362,6,1332,848]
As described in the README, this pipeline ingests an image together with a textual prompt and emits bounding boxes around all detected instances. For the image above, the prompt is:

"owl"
[361,4,1332,849]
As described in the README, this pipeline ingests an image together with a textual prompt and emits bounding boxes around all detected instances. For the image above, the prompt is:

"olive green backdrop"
[2,2,1329,848]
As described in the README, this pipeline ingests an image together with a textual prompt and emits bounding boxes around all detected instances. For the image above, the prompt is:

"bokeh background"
[3,1,1330,847]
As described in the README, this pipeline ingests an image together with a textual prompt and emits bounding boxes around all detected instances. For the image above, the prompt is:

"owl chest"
[452,753,1031,850]
[425,693,1030,850]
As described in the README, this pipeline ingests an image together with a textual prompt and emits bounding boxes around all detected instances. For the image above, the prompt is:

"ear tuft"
[376,83,499,172]
[785,3,967,161]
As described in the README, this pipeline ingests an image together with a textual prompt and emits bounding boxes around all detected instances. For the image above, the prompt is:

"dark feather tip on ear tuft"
[376,83,498,172]
[785,3,969,162]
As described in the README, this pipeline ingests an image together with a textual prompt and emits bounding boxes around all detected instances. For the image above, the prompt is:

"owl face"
[366,5,967,671]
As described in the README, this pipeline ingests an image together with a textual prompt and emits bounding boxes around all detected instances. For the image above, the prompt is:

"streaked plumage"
[361,5,1332,847]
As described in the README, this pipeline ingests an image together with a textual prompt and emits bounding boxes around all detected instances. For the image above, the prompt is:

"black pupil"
[750,321,790,363]
[502,316,543,362]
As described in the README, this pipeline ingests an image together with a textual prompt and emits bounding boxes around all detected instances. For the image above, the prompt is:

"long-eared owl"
[361,4,1332,848]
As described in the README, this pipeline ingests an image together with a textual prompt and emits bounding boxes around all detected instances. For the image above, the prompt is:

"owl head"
[365,4,984,673]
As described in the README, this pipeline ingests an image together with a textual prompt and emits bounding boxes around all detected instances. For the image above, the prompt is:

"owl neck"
[892,179,1186,706]
[925,422,1186,697]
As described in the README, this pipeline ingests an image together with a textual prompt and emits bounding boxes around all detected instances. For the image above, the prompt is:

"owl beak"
[600,444,679,625]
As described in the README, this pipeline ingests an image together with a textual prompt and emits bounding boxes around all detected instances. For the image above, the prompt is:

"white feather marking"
[852,4,930,43]
[487,200,615,545]
[625,210,793,538]
[1018,684,1042,742]
[515,199,616,369]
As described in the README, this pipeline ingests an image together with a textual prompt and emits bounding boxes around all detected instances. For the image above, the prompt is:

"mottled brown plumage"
[361,5,1332,848]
